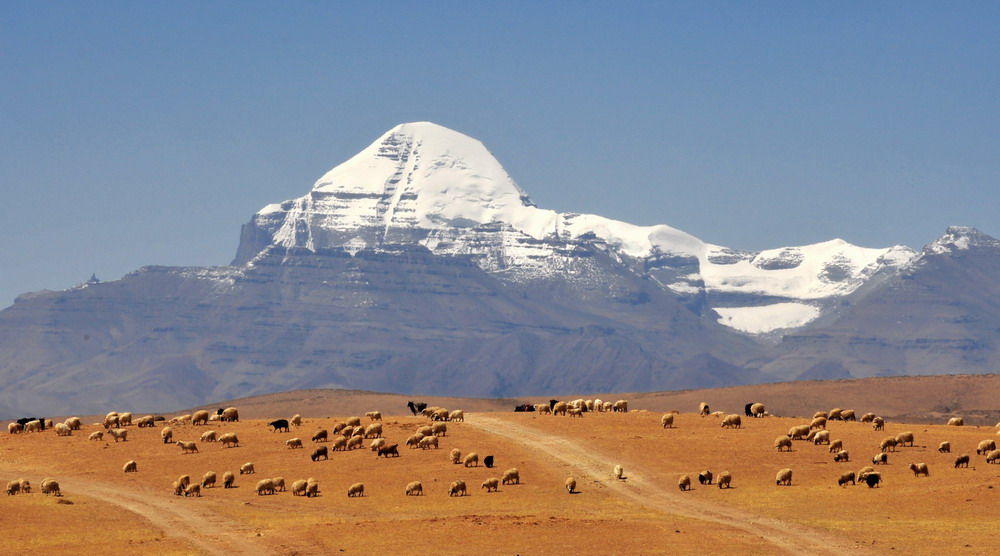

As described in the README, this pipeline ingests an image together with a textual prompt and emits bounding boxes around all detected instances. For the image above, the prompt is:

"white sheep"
[177,474,191,489]
[89,431,104,441]
[833,450,850,462]
[449,409,464,422]
[552,402,569,416]
[287,438,303,449]
[829,439,844,453]
[986,449,1000,464]
[837,472,856,486]
[200,430,217,443]
[7,422,22,434]
[123,460,138,473]
[948,417,964,426]
[908,463,930,477]
[463,452,479,467]
[895,431,915,447]
[64,416,83,430]
[305,479,319,498]
[568,408,583,417]
[6,480,20,495]
[449,480,467,496]
[774,436,793,452]
[721,414,742,429]
[191,410,210,426]
[223,471,235,488]
[370,438,386,451]
[502,468,520,485]
[809,416,827,430]
[788,425,810,440]
[750,402,766,418]
[565,477,576,494]
[202,471,217,488]
[40,478,60,496]
[240,462,255,475]
[135,415,155,428]
[218,432,240,448]
[272,477,285,492]
[160,426,173,444]
[291,480,308,496]
[176,441,198,454]
[840,409,856,421]
[535,404,551,414]
[872,452,888,465]
[678,474,691,491]
[860,413,876,423]
[879,437,898,452]
[828,408,843,420]
[416,436,438,450]
[405,481,423,496]
[976,439,996,455]
[661,414,675,428]
[717,471,732,489]
[332,437,349,451]
[221,407,239,422]
[108,428,127,442]
[698,402,710,416]
[365,411,382,422]
[344,482,365,498]
[872,416,885,431]
[450,448,462,464]
[364,423,383,439]
[775,468,793,486]
[290,414,302,427]
[612,400,628,412]
[431,422,447,436]
[481,478,500,492]
[118,412,133,427]
[939,441,951,453]
[614,465,624,480]
[347,435,364,450]
[813,430,831,445]
[345,416,362,427]
[255,478,275,495]
[184,483,201,497]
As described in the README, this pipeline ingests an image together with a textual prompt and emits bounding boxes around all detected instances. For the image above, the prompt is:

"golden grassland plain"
[2,375,1000,555]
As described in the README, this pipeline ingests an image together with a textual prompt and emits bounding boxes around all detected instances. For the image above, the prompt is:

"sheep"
[788,425,810,440]
[809,417,827,430]
[364,423,383,439]
[347,435,364,450]
[463,453,479,467]
[552,402,569,416]
[370,438,386,452]
[829,439,844,453]
[201,471,216,488]
[857,466,876,480]
[64,416,83,430]
[270,477,285,492]
[431,409,450,421]
[872,452,888,465]
[311,447,329,461]
[200,430,217,443]
[177,475,191,489]
[255,478,275,495]
[976,439,996,455]
[450,448,462,464]
[7,422,22,434]
[721,414,742,429]
[240,462,255,475]
[939,441,951,453]
[183,483,202,497]
[287,438,303,449]
[895,431,915,447]
[104,413,120,429]
[860,412,876,423]
[602,401,613,412]
[841,409,856,421]
[405,481,423,496]
[172,481,183,496]
[775,468,793,486]
[269,419,290,433]
[160,426,173,444]
[223,471,235,488]
[750,402,766,418]
[176,441,198,454]
[838,472,856,486]
[535,404,551,415]
[449,409,464,422]
[948,417,964,426]
[291,480,308,496]
[377,443,400,458]
[17,479,30,494]
[813,431,831,445]
[117,412,132,427]
[987,450,1000,464]
[220,407,239,422]
[834,450,850,463]
[332,437,349,451]
[108,428,127,442]
[419,436,439,450]
[449,480,467,497]
[191,410,210,426]
[290,414,302,427]
[218,433,239,448]
[6,481,20,495]
[872,417,885,431]
[136,415,155,428]
[89,431,104,441]
[908,462,930,477]
[879,437,898,452]
[312,429,329,443]
[698,470,713,485]
[612,464,624,480]
[568,408,583,417]
[717,471,732,489]
[864,472,882,488]
[565,477,576,494]
[366,411,382,422]
[123,460,138,473]
[678,474,692,491]
[661,414,675,428]
[828,408,843,421]
[481,478,500,492]
[345,416,362,427]
[40,478,60,496]
[306,479,319,498]
[502,468,520,485]
[955,454,971,468]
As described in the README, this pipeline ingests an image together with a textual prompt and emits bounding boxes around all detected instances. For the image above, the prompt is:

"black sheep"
[864,472,881,488]
[484,455,494,468]
[698,471,713,485]
[744,403,754,417]
[377,444,400,458]
[549,399,559,411]
[311,446,329,461]
[269,419,290,433]
[407,401,428,416]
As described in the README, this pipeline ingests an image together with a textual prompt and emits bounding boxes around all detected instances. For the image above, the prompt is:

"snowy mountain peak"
[925,227,1000,255]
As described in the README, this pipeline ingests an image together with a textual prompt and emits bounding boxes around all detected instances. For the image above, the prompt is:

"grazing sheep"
[287,438,303,449]
[191,410,210,426]
[828,439,844,453]
[721,414,742,429]
[272,477,285,492]
[661,414,675,428]
[813,430,831,445]
[568,408,583,417]
[64,416,83,430]
[857,466,876,480]
[678,474,692,491]
[750,403,766,418]
[481,478,500,492]
[332,437,349,451]
[117,413,132,427]
[484,455,494,468]
[345,416,362,427]
[463,453,479,467]
[834,450,850,462]
[502,468,520,485]
[407,401,427,416]
[176,441,198,454]
[939,441,951,453]
[976,439,996,455]
[432,409,450,421]
[370,438,386,451]
[104,413,120,429]
[872,452,888,465]
[172,481,183,495]
[614,465,624,480]
[306,479,319,498]
[311,447,329,461]
[879,437,898,452]
[6,481,20,495]
[291,480,308,496]
[177,475,191,489]
[535,404,551,415]
[223,471,235,488]
[7,422,22,434]
[220,407,239,422]
[872,417,885,431]
[986,450,1000,464]
[89,431,104,441]
[405,481,423,495]
[418,436,439,450]
[312,429,329,443]
[40,478,60,496]
[365,423,384,439]
[450,448,462,464]
[860,413,876,423]
[366,411,382,422]
[698,470,713,485]
[255,478,275,495]
[184,483,201,497]
[269,419,290,433]
[218,433,239,448]
[774,436,793,452]
[948,417,964,426]
[864,472,882,488]
[290,414,302,427]
[377,443,400,458]
[449,410,464,422]
[347,435,364,450]
[123,460,138,473]
[841,409,856,421]
[240,462,255,475]
[717,471,732,489]
[202,471,216,488]
[552,402,569,416]
[108,428,128,442]
[415,425,434,438]
[955,454,970,468]
[788,425,810,440]
[809,417,827,430]
[17,479,30,494]
[602,401,614,412]
[828,408,843,421]
[449,480,467,497]
[838,472,856,486]
[895,431,915,447]
[565,477,577,494]
[908,463,929,477]
[429,422,447,436]
[160,426,173,444]
[200,430,217,443]
[775,468,793,486]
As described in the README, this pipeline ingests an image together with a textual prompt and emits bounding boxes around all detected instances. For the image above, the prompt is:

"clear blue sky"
[3,2,998,308]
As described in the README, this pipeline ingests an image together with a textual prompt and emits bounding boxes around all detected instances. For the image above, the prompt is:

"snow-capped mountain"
[235,122,916,335]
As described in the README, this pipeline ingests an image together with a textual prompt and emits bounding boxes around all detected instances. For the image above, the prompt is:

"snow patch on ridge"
[715,303,821,334]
